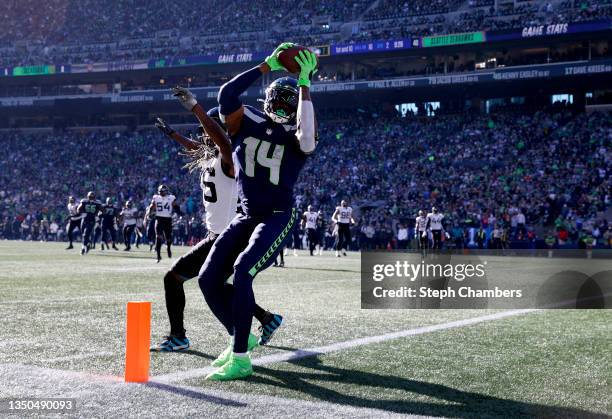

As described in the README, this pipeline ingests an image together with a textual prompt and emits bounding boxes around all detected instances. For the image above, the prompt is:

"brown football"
[278,45,318,74]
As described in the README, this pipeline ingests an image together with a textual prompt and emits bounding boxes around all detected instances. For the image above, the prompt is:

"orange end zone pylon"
[125,301,151,382]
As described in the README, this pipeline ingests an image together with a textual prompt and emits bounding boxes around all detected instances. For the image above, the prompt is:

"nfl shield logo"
[266,128,273,135]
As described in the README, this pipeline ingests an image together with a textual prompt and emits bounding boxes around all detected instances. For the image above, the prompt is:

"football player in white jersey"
[148,184,181,262]
[150,90,282,352]
[120,200,138,251]
[415,210,429,252]
[302,205,319,256]
[331,200,355,257]
[426,206,445,250]
[65,196,82,250]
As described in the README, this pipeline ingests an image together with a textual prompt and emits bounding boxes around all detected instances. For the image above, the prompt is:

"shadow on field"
[283,266,361,274]
[250,355,604,418]
[93,252,158,260]
[178,349,215,360]
[145,381,246,407]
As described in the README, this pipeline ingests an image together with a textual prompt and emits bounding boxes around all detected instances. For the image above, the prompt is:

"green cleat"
[206,353,253,381]
[210,333,259,368]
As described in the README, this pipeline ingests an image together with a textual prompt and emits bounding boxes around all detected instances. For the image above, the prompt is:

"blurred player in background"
[332,200,355,257]
[273,246,285,267]
[120,200,138,251]
[415,210,428,252]
[151,91,282,352]
[149,184,180,262]
[316,210,325,254]
[100,197,119,251]
[290,208,303,256]
[427,206,445,250]
[92,214,102,250]
[135,211,145,248]
[302,205,319,256]
[65,196,82,249]
[77,191,102,255]
[145,205,156,251]
[197,42,317,380]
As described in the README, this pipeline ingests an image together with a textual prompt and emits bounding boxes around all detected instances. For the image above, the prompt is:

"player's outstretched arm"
[294,50,317,154]
[154,117,199,151]
[171,86,234,171]
[218,42,294,135]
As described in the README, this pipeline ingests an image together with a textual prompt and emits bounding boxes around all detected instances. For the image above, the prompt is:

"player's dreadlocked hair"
[183,107,225,173]
[182,126,218,173]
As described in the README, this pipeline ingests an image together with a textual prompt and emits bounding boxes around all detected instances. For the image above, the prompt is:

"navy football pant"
[81,220,95,247]
[101,224,116,244]
[198,208,297,353]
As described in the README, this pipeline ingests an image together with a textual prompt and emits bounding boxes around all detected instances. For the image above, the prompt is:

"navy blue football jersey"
[230,106,307,216]
[101,205,118,225]
[80,199,102,223]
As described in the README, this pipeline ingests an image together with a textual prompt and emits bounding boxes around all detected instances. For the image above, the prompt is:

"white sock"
[233,352,248,358]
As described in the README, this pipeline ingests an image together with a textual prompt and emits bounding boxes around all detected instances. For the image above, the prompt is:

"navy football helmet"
[263,77,299,124]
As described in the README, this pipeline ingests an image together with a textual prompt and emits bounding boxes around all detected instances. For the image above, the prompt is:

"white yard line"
[153,308,538,384]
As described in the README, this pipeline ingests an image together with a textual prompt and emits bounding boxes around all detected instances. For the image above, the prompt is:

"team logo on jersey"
[266,128,273,135]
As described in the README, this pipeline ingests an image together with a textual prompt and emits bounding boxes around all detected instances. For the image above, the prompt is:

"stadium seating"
[0,0,609,66]
[1,109,609,248]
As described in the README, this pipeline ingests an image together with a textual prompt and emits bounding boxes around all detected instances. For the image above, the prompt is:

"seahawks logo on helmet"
[263,77,299,124]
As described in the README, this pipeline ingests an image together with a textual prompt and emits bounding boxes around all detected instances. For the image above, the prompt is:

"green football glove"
[294,50,317,88]
[265,42,294,71]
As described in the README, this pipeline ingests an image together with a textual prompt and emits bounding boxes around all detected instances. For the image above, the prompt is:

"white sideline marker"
[153,308,538,384]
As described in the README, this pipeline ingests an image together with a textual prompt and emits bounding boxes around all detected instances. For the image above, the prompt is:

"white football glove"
[421,231,427,238]
[172,86,197,111]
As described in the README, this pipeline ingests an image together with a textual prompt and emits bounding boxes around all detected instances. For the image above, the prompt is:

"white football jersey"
[152,194,176,218]
[67,203,83,220]
[121,207,138,226]
[427,213,444,230]
[303,211,318,229]
[201,157,238,235]
[415,216,428,232]
[336,206,353,224]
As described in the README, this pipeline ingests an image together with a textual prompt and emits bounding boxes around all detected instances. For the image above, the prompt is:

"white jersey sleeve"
[201,157,238,234]
[152,194,176,218]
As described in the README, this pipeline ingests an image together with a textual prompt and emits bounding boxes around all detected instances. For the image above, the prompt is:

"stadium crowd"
[0,0,609,66]
[1,108,610,250]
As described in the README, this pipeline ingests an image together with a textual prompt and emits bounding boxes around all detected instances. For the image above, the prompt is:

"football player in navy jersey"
[150,102,284,352]
[193,42,317,380]
[77,191,102,255]
[100,197,120,251]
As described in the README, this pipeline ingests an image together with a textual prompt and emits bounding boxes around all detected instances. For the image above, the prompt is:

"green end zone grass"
[0,241,609,417]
